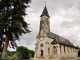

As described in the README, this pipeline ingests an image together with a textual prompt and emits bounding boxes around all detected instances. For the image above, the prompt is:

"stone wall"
[50,44,78,59]
[58,44,78,59]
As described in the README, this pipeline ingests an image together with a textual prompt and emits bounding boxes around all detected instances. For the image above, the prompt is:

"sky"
[8,0,80,51]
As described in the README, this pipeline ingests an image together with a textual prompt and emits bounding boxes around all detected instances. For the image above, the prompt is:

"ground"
[30,57,80,60]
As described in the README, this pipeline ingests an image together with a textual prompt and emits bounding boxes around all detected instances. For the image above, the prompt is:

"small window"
[67,47,69,52]
[60,45,61,52]
[40,44,43,47]
[64,46,65,52]
[47,20,48,25]
[53,46,56,49]
[42,18,44,20]
[46,27,47,30]
[71,47,72,52]
[42,20,44,24]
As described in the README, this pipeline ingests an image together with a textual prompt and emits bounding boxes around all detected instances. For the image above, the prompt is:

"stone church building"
[34,5,78,59]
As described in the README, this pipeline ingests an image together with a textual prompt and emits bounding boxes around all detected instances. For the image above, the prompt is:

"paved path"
[76,57,80,60]
[60,57,80,60]
[30,57,80,60]
[30,58,58,60]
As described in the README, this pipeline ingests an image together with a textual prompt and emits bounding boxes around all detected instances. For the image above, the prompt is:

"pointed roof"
[40,5,50,18]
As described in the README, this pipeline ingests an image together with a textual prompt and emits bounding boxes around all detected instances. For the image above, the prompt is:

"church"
[34,5,78,59]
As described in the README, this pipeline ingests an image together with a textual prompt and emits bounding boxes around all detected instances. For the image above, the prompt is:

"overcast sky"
[8,0,80,51]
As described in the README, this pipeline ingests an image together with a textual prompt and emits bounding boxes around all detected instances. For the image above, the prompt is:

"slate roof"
[47,32,75,47]
[40,5,50,18]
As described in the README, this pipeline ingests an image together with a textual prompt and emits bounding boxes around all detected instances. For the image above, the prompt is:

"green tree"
[0,40,3,58]
[0,41,3,52]
[29,50,34,58]
[78,48,80,57]
[0,0,31,57]
[0,30,5,52]
[16,46,30,59]
[0,47,3,52]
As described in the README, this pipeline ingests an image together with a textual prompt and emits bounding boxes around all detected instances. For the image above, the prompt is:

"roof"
[40,5,50,18]
[47,32,75,47]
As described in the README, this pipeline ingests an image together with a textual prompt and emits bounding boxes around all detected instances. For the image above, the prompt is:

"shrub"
[1,53,19,59]
[1,53,8,59]
[11,54,19,59]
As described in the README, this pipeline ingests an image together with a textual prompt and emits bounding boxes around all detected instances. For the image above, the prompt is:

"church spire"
[40,5,50,18]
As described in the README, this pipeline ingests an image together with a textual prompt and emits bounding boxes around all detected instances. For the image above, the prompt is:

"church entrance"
[41,50,43,57]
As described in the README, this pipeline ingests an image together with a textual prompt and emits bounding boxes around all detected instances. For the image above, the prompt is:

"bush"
[78,48,80,57]
[11,54,19,59]
[16,46,35,59]
[1,53,19,59]
[16,46,30,59]
[1,53,8,59]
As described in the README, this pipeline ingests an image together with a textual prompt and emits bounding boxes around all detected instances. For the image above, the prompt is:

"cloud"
[8,0,80,51]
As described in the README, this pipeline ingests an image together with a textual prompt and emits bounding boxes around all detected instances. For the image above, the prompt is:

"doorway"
[48,48,50,56]
[41,50,43,57]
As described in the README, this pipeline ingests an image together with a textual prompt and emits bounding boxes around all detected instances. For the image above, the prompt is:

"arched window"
[67,47,69,52]
[71,47,72,52]
[60,45,61,52]
[40,44,43,47]
[42,20,44,24]
[46,20,48,25]
[53,46,56,49]
[64,46,65,52]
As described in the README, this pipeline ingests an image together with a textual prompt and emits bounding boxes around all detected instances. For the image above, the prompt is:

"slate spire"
[40,5,50,18]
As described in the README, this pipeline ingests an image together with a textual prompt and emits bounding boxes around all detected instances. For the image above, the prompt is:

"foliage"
[16,46,30,59]
[16,46,34,59]
[1,53,19,59]
[77,46,80,57]
[6,50,9,53]
[1,53,8,59]
[0,46,3,58]
[0,41,2,47]
[78,48,80,57]
[29,50,34,58]
[0,47,3,52]
[0,31,5,42]
[0,41,3,52]
[1,46,34,59]
[11,54,19,59]
[0,0,31,49]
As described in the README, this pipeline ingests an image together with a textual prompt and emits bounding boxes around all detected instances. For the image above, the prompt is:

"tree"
[0,0,31,57]
[0,30,5,53]
[16,46,34,59]
[78,47,80,57]
[29,50,34,58]
[0,46,3,52]
[16,46,30,59]
[0,30,5,49]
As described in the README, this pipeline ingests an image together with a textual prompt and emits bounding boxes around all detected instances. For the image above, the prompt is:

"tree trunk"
[2,34,9,57]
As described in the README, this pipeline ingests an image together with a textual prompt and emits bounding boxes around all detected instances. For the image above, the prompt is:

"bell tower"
[35,4,51,58]
[38,5,50,38]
